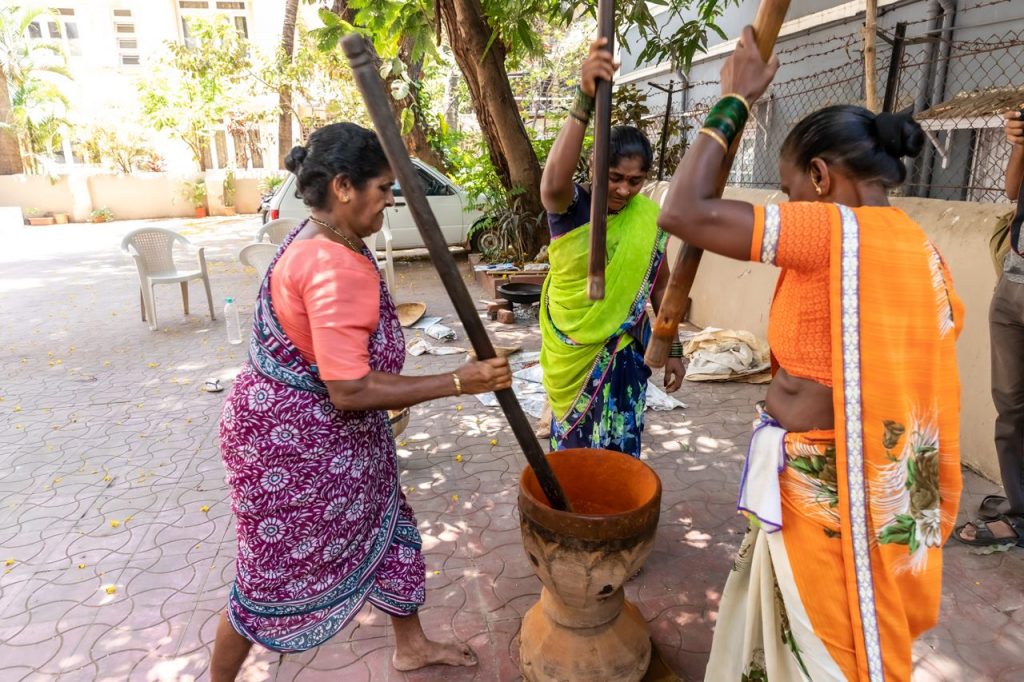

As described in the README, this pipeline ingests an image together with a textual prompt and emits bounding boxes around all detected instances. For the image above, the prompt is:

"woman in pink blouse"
[211,122,511,679]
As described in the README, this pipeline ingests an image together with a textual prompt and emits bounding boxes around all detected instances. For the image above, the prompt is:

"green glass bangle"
[702,96,749,148]
[574,86,595,116]
[569,109,590,126]
[669,342,684,358]
[709,95,749,126]
[703,115,739,146]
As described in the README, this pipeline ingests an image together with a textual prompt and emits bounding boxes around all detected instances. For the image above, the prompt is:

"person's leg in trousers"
[991,277,1024,515]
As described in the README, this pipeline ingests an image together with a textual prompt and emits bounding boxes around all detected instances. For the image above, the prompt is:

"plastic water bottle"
[225,297,242,345]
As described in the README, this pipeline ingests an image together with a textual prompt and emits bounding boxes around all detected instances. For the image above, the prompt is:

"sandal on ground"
[954,513,1024,548]
[202,378,224,393]
[979,494,1010,521]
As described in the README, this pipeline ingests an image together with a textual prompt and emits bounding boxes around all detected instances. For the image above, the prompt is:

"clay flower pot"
[518,448,661,682]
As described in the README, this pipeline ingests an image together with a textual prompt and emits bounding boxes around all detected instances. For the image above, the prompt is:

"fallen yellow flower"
[4,559,14,567]
[77,563,86,569]
[200,505,210,513]
[490,439,498,446]
[147,363,159,368]
[109,520,120,528]
[451,494,459,502]
[455,454,463,462]
[104,585,116,595]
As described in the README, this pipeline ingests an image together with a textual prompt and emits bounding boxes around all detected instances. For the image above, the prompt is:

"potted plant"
[222,170,236,216]
[25,208,56,226]
[52,211,70,224]
[89,207,114,223]
[182,179,208,218]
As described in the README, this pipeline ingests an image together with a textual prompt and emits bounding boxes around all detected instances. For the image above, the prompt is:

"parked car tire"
[470,220,501,253]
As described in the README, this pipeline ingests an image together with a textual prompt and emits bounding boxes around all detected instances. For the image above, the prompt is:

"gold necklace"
[308,215,362,253]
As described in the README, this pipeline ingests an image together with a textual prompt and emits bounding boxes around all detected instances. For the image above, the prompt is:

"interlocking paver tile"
[2,217,1022,681]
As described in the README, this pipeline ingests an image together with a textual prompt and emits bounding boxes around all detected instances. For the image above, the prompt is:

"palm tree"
[0,6,72,174]
[278,0,299,168]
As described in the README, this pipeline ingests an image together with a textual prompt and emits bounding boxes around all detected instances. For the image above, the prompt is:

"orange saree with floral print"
[706,202,963,682]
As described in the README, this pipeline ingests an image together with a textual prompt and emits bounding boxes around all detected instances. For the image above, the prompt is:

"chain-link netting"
[628,0,1024,203]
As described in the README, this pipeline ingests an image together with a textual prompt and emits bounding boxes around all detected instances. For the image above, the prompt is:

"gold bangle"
[699,127,729,152]
[724,92,751,113]
[452,373,462,396]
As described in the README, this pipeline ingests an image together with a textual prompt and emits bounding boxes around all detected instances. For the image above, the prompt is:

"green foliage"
[611,84,651,128]
[264,17,369,137]
[78,125,161,174]
[222,170,236,207]
[181,179,208,208]
[89,207,114,222]
[259,173,286,196]
[0,6,73,174]
[139,16,255,170]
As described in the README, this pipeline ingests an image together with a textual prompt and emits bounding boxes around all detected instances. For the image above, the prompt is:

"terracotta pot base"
[518,449,662,682]
[521,595,650,681]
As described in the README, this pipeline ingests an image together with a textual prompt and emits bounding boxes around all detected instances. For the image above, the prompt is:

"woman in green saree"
[539,38,684,457]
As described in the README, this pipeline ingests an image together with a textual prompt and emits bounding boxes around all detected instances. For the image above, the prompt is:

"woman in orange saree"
[657,28,963,681]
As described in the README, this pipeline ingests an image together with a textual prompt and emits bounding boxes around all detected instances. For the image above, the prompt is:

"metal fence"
[635,0,1024,203]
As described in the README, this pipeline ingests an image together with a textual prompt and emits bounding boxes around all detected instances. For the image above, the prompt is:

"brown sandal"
[954,513,1024,548]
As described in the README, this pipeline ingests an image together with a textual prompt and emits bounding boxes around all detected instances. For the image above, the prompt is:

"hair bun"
[873,111,924,159]
[284,145,308,173]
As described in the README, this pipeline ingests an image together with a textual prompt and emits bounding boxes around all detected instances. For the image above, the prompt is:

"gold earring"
[341,196,350,203]
[811,178,823,196]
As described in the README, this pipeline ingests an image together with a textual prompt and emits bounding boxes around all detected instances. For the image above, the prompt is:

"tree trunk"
[438,0,544,249]
[331,1,447,172]
[0,70,23,175]
[278,0,299,168]
[396,39,448,171]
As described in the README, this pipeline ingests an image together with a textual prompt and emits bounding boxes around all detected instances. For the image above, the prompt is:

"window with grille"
[114,10,138,67]
[29,10,80,55]
[178,0,249,43]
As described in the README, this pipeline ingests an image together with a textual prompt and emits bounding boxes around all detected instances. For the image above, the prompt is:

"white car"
[263,159,492,251]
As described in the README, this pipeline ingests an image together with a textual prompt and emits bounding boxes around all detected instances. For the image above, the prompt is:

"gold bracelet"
[698,127,729,152]
[452,373,462,396]
[724,92,751,114]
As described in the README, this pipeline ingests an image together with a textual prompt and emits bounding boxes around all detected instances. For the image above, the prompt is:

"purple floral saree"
[219,222,424,653]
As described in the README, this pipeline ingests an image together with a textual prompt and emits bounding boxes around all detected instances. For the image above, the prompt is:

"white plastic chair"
[121,227,215,331]
[364,222,396,292]
[256,217,300,245]
[239,242,277,281]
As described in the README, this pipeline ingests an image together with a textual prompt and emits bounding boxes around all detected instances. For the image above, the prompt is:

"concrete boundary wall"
[0,172,270,222]
[645,182,1012,480]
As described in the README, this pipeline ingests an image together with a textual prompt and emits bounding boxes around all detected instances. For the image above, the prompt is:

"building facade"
[19,0,316,173]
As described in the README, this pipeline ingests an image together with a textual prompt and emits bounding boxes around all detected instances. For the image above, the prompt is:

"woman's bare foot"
[392,639,478,671]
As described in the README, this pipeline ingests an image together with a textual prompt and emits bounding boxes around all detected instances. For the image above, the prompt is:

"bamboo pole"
[588,0,614,301]
[341,34,572,512]
[645,0,792,369]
